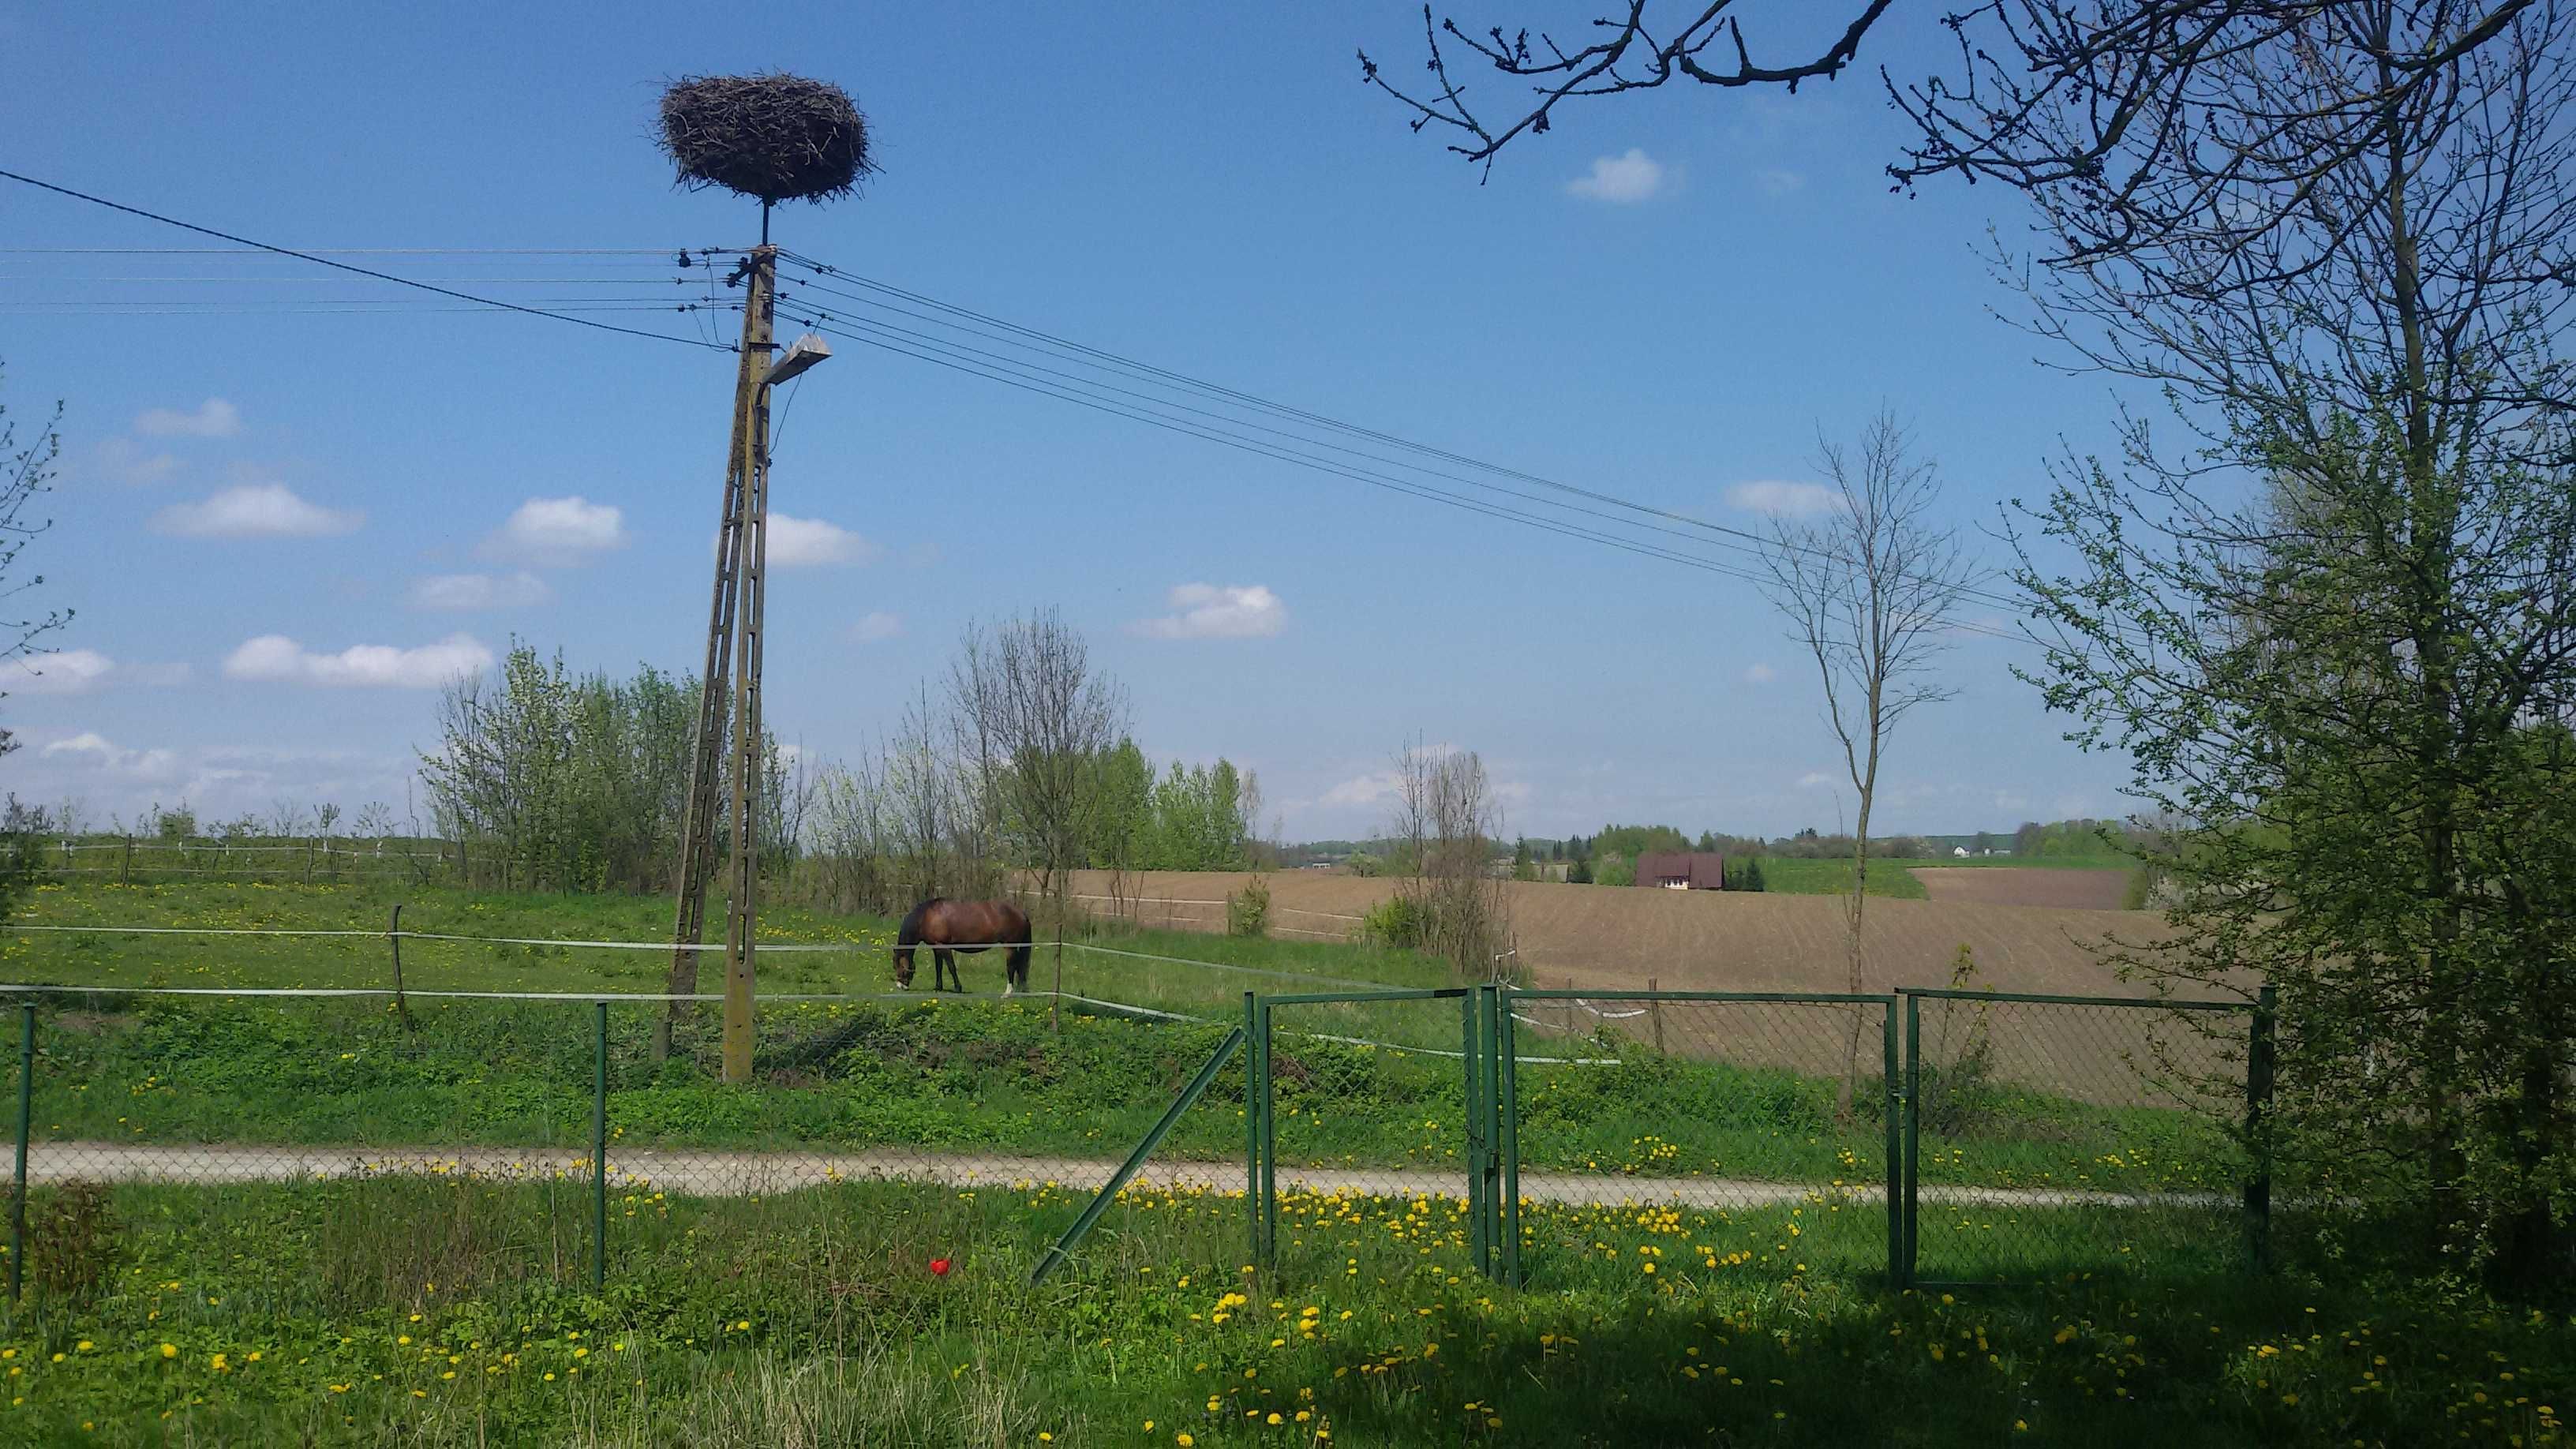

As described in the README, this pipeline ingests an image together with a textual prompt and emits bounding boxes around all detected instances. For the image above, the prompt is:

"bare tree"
[0,365,70,771]
[1390,739,1515,981]
[1761,413,1974,1113]
[951,612,1129,1027]
[1356,2,2529,187]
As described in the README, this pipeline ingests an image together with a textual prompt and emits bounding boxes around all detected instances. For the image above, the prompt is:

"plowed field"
[1066,869,2182,997]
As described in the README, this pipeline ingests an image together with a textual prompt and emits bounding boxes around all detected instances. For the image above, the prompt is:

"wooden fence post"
[120,836,132,887]
[1648,976,1666,1054]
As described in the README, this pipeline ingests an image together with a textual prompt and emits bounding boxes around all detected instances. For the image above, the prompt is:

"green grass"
[0,1174,2565,1447]
[2,878,1453,1016]
[1755,855,2137,900]
[1755,857,1932,899]
[3,882,2247,1204]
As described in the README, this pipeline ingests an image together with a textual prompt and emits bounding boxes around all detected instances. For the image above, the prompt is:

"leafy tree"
[1994,8,2576,1286]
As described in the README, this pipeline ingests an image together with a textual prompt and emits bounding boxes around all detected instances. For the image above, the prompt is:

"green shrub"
[1227,877,1271,938]
[1360,894,1429,949]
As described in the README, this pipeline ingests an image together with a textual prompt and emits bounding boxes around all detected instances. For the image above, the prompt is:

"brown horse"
[893,897,1032,994]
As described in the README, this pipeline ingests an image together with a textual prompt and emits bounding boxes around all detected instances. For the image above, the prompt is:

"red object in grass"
[929,1257,953,1277]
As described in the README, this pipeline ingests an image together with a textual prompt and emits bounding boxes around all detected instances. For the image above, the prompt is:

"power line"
[799,320,1759,581]
[0,170,735,353]
[774,253,2030,617]
[799,312,2030,646]
[781,292,1782,570]
[0,246,732,256]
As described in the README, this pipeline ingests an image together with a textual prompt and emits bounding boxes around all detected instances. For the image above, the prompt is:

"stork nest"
[657,73,872,205]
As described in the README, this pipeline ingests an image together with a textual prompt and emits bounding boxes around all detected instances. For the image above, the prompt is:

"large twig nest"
[657,73,872,205]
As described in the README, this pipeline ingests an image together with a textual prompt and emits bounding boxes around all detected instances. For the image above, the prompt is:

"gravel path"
[20,1141,2226,1211]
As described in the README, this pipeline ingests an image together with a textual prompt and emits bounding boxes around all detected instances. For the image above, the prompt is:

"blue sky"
[0,1,2144,841]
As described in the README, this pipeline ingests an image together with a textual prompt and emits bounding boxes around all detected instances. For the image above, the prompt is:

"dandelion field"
[1,1172,2568,1446]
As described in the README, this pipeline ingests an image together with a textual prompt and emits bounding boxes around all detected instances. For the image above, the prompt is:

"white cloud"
[1754,167,1806,196]
[1797,771,1836,788]
[134,398,241,439]
[223,633,492,689]
[39,732,182,781]
[484,496,627,565]
[408,571,551,612]
[1133,583,1286,640]
[1725,479,1844,518]
[150,483,361,538]
[767,514,879,567]
[852,611,903,642]
[93,437,179,486]
[10,649,117,695]
[1567,148,1667,204]
[1743,662,1777,684]
[1320,770,1402,808]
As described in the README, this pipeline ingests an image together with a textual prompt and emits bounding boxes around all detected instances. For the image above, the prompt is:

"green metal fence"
[1220,983,2268,1294]
[0,978,2269,1306]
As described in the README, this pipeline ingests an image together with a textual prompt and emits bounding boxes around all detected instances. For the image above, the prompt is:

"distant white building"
[1953,845,1971,858]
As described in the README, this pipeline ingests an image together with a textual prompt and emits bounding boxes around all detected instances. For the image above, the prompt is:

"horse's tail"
[1005,904,1032,990]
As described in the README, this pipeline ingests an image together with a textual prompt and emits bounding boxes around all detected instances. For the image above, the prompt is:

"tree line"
[797,611,1267,921]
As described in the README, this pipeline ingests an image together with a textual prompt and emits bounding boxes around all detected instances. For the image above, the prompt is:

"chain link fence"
[1900,987,2267,1288]
[0,942,2269,1312]
[1503,990,1903,1291]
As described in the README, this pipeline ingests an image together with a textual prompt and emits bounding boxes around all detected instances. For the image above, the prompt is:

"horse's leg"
[937,949,959,993]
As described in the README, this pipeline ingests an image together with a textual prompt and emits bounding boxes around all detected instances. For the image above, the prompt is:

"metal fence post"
[1243,992,1261,1267]
[1256,998,1277,1267]
[9,1003,32,1301]
[2246,984,2276,1273]
[1902,991,1922,1287]
[1461,987,1488,1276]
[1881,997,1904,1290]
[593,1002,609,1290]
[1494,986,1522,1287]
[1034,1027,1246,1285]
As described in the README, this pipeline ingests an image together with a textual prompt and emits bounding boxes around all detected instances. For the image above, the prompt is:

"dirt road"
[23,1140,2225,1211]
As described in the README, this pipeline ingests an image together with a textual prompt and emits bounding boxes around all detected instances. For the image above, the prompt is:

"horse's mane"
[897,897,943,944]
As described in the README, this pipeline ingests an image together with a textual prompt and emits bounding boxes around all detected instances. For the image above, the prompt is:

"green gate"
[1245,987,1507,1280]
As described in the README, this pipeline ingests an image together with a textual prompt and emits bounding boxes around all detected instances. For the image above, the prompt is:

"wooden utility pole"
[662,245,776,1080]
[718,243,778,1086]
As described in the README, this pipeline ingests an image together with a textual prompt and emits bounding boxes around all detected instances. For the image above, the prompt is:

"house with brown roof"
[1635,852,1728,890]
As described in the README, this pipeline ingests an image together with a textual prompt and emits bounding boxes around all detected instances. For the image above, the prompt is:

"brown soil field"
[1067,869,2181,998]
[1068,871,2242,1108]
[1907,867,2136,910]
